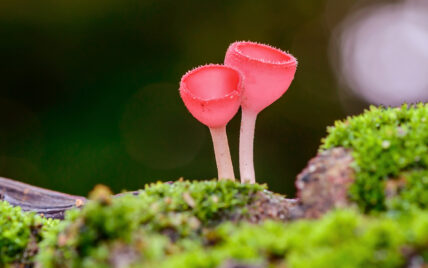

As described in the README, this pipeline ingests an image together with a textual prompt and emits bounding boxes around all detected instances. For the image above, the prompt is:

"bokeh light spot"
[332,0,428,106]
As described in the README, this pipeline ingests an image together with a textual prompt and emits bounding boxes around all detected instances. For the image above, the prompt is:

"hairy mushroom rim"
[181,65,242,101]
[235,41,296,65]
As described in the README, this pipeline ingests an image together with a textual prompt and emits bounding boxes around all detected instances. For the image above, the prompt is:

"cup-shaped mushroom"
[179,64,242,181]
[224,41,297,184]
[224,41,297,113]
[180,64,242,128]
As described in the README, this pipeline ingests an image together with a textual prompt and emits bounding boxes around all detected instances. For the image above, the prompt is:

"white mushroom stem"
[209,126,235,181]
[239,109,258,184]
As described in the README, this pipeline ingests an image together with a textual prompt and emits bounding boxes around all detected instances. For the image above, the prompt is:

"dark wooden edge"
[0,177,87,219]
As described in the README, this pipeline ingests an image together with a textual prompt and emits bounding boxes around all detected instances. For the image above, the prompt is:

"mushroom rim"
[230,41,298,67]
[180,64,243,102]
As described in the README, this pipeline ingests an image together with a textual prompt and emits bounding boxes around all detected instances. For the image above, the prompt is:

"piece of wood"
[0,177,86,219]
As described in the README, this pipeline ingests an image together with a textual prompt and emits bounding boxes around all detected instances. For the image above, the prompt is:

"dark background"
[0,0,393,196]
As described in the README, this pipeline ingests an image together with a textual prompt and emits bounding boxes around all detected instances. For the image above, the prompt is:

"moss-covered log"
[1,103,428,267]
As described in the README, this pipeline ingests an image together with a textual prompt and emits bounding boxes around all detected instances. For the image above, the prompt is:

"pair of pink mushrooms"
[180,41,297,184]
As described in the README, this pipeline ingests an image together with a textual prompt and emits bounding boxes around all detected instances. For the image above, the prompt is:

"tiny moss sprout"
[225,41,297,184]
[180,64,242,181]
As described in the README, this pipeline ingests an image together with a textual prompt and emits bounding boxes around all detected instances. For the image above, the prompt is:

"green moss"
[37,180,265,267]
[28,179,428,268]
[386,170,428,211]
[41,205,428,268]
[0,200,58,266]
[321,103,428,212]
[37,179,428,268]
[160,208,428,268]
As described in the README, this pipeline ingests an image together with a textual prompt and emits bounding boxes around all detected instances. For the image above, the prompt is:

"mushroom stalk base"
[239,109,258,184]
[209,126,235,181]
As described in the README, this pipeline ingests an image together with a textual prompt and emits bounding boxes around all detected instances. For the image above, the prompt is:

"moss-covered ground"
[1,103,428,267]
[37,181,270,267]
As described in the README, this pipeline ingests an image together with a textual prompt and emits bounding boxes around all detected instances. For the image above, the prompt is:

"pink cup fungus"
[224,41,297,184]
[180,64,242,181]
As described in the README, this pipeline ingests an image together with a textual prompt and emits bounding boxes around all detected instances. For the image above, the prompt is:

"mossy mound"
[37,179,428,268]
[0,200,58,266]
[321,103,428,212]
[37,180,295,267]
[3,179,428,268]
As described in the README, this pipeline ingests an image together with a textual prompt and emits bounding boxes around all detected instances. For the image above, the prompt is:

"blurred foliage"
[0,0,371,195]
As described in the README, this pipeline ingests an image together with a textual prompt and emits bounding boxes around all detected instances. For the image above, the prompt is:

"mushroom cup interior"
[185,66,240,100]
[237,42,293,64]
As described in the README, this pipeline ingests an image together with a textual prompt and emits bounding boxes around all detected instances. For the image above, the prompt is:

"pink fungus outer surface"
[224,41,297,113]
[180,64,242,128]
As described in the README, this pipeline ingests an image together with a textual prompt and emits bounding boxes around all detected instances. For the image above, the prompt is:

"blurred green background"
[0,0,372,197]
